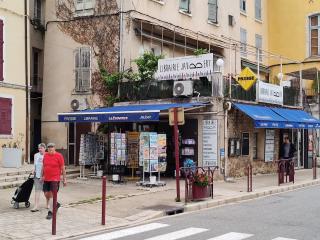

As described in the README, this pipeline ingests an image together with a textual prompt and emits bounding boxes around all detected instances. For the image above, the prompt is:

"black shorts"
[43,181,60,192]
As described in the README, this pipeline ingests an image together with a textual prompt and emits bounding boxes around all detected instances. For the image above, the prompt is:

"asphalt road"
[76,185,320,240]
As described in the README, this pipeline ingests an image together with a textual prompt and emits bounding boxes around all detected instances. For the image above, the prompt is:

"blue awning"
[234,103,320,129]
[58,102,207,123]
[233,103,287,128]
[271,107,320,129]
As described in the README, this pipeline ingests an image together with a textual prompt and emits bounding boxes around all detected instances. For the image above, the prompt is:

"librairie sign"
[155,53,215,80]
[257,81,283,105]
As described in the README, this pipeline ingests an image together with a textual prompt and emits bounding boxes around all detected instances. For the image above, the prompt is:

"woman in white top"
[31,143,47,212]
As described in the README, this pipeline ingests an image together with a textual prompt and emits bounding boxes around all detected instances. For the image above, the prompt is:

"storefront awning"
[234,103,320,129]
[271,107,320,129]
[58,102,207,123]
[233,103,287,128]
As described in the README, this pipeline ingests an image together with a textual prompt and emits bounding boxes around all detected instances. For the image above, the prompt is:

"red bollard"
[102,176,106,225]
[247,165,253,192]
[313,157,317,180]
[52,182,58,235]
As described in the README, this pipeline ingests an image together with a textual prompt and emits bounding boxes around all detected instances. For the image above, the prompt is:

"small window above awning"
[58,102,207,123]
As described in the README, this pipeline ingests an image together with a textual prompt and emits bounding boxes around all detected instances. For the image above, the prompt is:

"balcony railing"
[225,79,300,107]
[119,77,221,101]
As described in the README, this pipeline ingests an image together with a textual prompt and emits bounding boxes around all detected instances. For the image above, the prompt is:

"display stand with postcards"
[126,132,140,181]
[109,132,127,184]
[137,132,167,187]
[78,133,106,179]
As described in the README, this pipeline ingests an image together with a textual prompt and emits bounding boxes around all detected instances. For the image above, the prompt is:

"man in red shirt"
[42,143,67,220]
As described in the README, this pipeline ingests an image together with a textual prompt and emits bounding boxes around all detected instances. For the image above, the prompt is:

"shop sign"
[257,81,283,105]
[265,129,275,162]
[58,112,160,122]
[155,53,215,80]
[202,120,218,167]
[236,67,257,91]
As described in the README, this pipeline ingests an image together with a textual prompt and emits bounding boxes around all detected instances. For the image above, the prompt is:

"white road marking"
[80,223,169,240]
[206,232,253,240]
[272,238,297,240]
[144,227,208,240]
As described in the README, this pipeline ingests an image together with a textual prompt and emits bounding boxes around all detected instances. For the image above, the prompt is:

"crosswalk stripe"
[272,238,297,240]
[206,232,253,240]
[144,227,208,240]
[80,223,169,240]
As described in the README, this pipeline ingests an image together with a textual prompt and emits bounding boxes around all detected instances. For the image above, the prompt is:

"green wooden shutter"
[208,0,218,23]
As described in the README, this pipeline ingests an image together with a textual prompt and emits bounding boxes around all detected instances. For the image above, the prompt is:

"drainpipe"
[317,69,319,157]
[117,0,124,98]
[24,0,30,164]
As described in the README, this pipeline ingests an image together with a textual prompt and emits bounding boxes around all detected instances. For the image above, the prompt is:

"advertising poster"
[202,120,218,167]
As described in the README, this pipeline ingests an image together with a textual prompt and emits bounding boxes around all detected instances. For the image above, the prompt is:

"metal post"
[52,183,58,235]
[174,108,180,202]
[102,176,106,225]
[299,64,303,107]
[228,40,232,98]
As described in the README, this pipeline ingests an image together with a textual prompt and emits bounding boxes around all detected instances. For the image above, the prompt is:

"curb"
[183,179,320,213]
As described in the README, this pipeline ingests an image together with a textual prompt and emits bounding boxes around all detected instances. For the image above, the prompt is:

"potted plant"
[192,171,211,200]
[1,133,24,168]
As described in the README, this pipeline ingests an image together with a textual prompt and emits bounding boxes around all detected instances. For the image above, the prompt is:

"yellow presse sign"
[236,67,257,91]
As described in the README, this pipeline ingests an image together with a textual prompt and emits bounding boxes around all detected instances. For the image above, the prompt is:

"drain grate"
[141,205,185,215]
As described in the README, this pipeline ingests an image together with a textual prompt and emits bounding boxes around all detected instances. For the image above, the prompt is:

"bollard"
[247,164,253,192]
[102,176,106,225]
[314,157,316,179]
[52,182,58,235]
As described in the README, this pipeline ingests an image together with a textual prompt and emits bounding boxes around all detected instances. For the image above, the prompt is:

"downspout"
[24,0,30,163]
[117,0,124,98]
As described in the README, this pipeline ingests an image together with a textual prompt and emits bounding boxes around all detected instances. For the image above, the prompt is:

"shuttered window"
[0,19,3,81]
[74,47,91,92]
[179,0,190,13]
[75,0,95,16]
[240,28,247,57]
[255,34,262,62]
[310,15,320,56]
[255,0,262,20]
[0,98,12,135]
[208,0,218,23]
[240,0,246,13]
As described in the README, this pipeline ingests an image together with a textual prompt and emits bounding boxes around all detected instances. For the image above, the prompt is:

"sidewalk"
[0,168,319,240]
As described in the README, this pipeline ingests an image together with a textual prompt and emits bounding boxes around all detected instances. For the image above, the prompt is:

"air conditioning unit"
[70,98,88,111]
[173,81,193,97]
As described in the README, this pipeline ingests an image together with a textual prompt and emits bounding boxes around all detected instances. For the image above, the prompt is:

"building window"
[255,0,262,20]
[0,97,12,135]
[208,0,218,23]
[74,47,91,92]
[241,132,249,156]
[0,19,3,81]
[252,132,258,159]
[255,34,262,62]
[240,28,247,57]
[75,0,95,16]
[240,0,246,13]
[179,0,190,13]
[34,0,42,21]
[310,14,320,56]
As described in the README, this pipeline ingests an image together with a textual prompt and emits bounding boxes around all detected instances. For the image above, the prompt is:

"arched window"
[310,14,320,56]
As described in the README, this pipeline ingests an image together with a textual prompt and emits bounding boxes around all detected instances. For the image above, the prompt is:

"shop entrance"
[280,129,306,169]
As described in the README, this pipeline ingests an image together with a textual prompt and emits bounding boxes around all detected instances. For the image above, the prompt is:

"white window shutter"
[75,0,84,11]
[84,0,95,10]
[208,0,218,23]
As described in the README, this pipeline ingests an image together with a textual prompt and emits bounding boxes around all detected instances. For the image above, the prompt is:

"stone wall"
[227,108,280,177]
